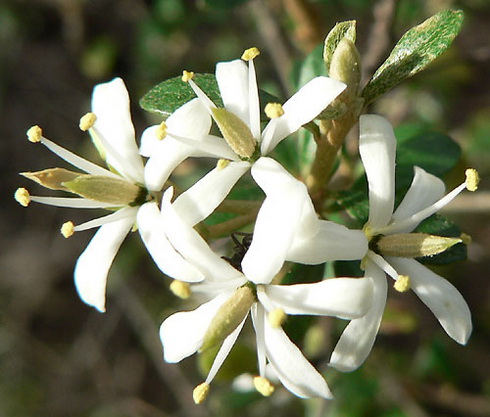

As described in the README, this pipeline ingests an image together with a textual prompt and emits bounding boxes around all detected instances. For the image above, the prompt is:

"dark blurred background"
[1,0,490,416]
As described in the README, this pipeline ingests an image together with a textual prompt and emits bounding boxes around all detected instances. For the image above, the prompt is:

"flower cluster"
[16,47,478,403]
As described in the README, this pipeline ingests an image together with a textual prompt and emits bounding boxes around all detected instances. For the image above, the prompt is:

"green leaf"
[140,73,222,117]
[292,43,326,88]
[362,10,464,105]
[323,20,357,72]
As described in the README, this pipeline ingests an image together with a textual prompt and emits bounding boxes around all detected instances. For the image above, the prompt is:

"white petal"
[359,114,396,231]
[139,125,161,157]
[173,161,250,227]
[74,208,136,232]
[263,308,332,399]
[263,277,373,319]
[166,97,212,138]
[261,77,345,155]
[329,262,387,372]
[74,211,135,312]
[136,202,204,282]
[251,303,267,376]
[159,292,231,363]
[92,78,145,184]
[389,166,446,233]
[247,59,261,139]
[388,257,472,344]
[242,158,305,284]
[287,221,368,264]
[161,188,244,281]
[163,133,238,160]
[216,60,250,126]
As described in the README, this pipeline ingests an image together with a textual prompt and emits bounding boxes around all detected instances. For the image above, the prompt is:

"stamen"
[465,168,479,192]
[193,382,210,404]
[156,121,167,140]
[264,103,284,119]
[14,187,31,207]
[169,280,191,299]
[27,125,42,143]
[242,47,260,61]
[253,376,274,397]
[79,112,97,131]
[268,308,286,328]
[217,159,230,170]
[61,221,75,238]
[182,70,194,82]
[394,275,411,292]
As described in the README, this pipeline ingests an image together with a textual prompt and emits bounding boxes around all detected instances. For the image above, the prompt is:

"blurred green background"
[1,0,489,416]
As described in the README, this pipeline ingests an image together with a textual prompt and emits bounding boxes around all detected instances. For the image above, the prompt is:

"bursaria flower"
[162,48,346,223]
[15,78,212,312]
[329,114,478,372]
[159,157,372,402]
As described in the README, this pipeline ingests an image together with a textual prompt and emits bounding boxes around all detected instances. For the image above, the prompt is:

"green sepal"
[362,10,464,105]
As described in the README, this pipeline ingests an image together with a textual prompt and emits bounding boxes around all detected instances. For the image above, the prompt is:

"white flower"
[17,78,212,312]
[158,158,373,401]
[165,48,346,224]
[329,114,476,372]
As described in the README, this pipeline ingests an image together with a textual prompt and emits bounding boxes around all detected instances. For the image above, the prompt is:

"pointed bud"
[394,275,411,293]
[268,308,287,328]
[14,187,31,207]
[253,376,275,397]
[21,168,83,192]
[193,382,210,404]
[211,108,257,159]
[201,285,255,352]
[61,221,75,238]
[376,233,462,258]
[169,280,191,299]
[328,37,361,97]
[64,175,147,206]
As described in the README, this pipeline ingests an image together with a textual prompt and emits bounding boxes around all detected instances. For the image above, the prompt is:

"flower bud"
[201,285,255,352]
[328,37,361,98]
[375,233,462,258]
[21,168,83,191]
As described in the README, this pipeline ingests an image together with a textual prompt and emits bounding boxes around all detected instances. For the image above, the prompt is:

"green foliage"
[362,10,464,105]
[323,20,357,73]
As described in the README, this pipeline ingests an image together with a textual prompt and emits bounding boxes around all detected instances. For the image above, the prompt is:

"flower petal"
[389,166,446,233]
[74,208,136,312]
[173,161,250,227]
[167,97,212,138]
[359,114,396,231]
[91,78,145,184]
[262,306,333,398]
[136,202,204,282]
[242,158,305,284]
[329,262,387,372]
[159,292,231,363]
[260,77,345,154]
[287,221,368,264]
[388,257,472,344]
[262,277,373,319]
[161,188,244,281]
[216,60,250,126]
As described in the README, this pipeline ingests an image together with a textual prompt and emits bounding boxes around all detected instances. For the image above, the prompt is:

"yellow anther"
[460,233,472,245]
[169,280,191,299]
[253,376,275,397]
[465,168,479,192]
[268,308,286,328]
[14,187,31,207]
[192,382,210,405]
[27,125,42,143]
[217,159,230,170]
[156,121,167,140]
[241,47,260,61]
[182,70,194,82]
[394,275,411,293]
[61,221,75,238]
[264,102,284,119]
[79,112,97,131]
